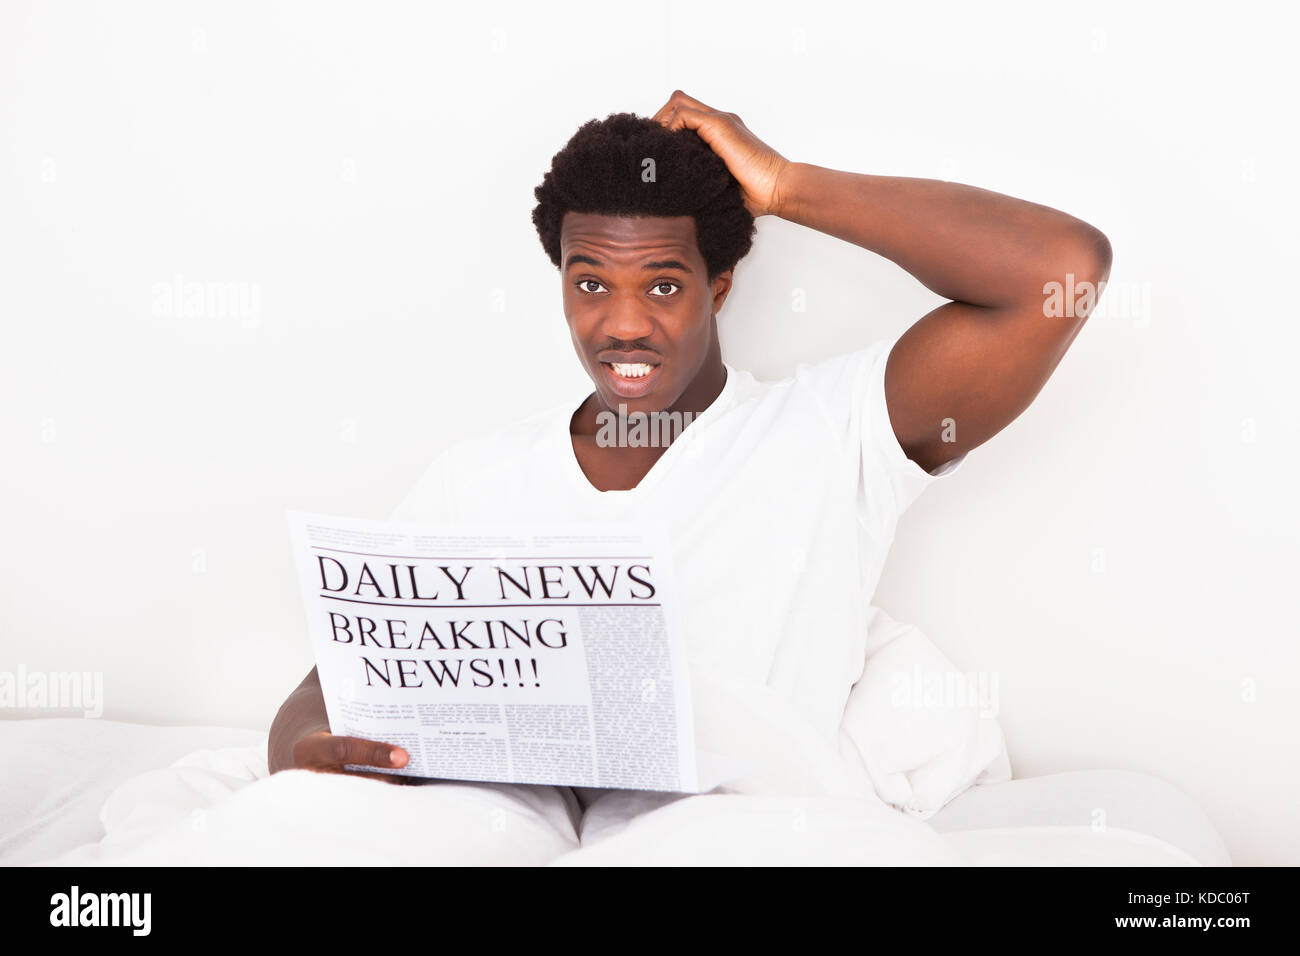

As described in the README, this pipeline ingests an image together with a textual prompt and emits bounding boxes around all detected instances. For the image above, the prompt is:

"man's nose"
[598,295,656,342]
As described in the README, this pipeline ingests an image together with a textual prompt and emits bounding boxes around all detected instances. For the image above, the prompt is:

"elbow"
[1081,225,1113,285]
[1032,222,1112,323]
[1063,223,1113,288]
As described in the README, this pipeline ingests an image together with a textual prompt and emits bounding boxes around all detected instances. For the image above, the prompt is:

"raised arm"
[773,165,1111,473]
[654,90,1112,473]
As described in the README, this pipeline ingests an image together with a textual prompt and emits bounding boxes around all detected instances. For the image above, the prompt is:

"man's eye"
[576,280,607,294]
[649,282,680,297]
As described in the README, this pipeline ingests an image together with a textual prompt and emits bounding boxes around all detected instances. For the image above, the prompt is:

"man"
[268,91,1111,850]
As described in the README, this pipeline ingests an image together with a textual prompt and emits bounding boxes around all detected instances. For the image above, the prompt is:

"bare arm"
[267,667,330,774]
[652,90,1112,474]
[774,164,1112,472]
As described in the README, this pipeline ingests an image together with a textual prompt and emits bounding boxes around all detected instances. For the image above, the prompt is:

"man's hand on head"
[652,89,792,219]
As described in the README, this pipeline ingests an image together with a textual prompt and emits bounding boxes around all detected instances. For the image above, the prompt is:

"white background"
[1,1,1295,865]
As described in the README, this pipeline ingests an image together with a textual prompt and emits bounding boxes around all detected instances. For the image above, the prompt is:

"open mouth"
[600,360,662,397]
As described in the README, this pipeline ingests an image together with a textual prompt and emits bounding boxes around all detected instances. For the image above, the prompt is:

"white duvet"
[35,738,1203,866]
[22,608,1219,866]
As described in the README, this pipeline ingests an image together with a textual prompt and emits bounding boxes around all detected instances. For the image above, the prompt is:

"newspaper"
[286,510,705,793]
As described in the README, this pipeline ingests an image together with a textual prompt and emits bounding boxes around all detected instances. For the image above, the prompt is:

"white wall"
[1,0,1294,864]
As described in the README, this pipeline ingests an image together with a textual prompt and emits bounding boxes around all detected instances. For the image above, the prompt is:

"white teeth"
[610,362,655,378]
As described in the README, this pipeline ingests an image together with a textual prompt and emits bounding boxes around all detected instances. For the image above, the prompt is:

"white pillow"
[837,607,1011,819]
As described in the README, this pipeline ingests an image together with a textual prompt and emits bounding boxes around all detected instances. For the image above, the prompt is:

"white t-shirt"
[389,331,967,797]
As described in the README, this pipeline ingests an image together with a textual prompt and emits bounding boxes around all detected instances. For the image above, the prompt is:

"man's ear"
[710,270,734,314]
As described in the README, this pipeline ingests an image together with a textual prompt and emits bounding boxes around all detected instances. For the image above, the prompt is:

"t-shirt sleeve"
[793,330,967,537]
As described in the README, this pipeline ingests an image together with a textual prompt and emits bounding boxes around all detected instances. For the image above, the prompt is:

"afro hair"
[531,111,756,282]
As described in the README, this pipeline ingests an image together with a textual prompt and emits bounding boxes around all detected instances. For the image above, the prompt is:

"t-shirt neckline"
[555,362,741,496]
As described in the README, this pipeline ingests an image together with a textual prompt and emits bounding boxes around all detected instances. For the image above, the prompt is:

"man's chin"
[593,394,660,418]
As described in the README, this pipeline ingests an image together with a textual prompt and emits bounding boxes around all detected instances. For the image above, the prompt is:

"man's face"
[560,211,732,415]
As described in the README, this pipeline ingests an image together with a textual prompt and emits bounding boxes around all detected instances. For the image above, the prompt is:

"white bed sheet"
[1,718,1231,866]
[928,769,1231,865]
[0,718,263,866]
